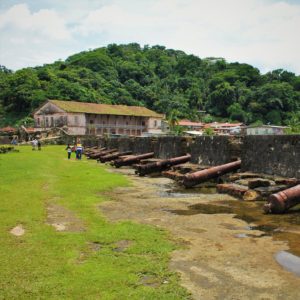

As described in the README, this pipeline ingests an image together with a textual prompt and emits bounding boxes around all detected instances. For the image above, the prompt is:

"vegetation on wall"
[0,43,299,127]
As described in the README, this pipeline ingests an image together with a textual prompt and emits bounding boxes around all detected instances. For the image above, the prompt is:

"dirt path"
[100,168,300,300]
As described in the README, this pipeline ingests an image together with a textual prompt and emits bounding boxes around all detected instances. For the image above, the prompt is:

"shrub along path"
[0,146,189,299]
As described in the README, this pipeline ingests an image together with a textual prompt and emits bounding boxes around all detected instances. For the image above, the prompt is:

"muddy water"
[102,167,300,299]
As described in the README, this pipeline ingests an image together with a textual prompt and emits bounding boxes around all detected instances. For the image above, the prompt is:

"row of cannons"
[84,147,300,215]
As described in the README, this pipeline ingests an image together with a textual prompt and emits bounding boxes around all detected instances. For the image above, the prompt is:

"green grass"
[0,146,189,300]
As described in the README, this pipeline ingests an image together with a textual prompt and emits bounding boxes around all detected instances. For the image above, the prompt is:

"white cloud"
[0,3,74,69]
[1,0,300,73]
[73,0,300,73]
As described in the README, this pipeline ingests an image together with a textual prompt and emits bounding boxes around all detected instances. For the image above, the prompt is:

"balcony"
[87,124,146,130]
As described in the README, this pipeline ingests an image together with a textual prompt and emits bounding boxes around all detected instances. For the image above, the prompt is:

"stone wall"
[154,137,189,159]
[190,136,242,166]
[84,134,300,178]
[242,135,300,178]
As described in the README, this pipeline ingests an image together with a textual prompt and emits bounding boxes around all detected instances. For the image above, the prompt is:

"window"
[74,116,79,125]
[45,117,49,127]
[154,120,157,127]
[37,118,40,125]
[51,117,54,127]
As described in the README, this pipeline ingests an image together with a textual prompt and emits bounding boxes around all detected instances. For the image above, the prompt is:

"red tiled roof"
[178,120,204,127]
[48,100,164,118]
[25,127,35,133]
[0,126,16,132]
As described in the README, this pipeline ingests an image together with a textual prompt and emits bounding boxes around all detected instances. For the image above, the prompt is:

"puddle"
[168,203,233,216]
[159,187,217,198]
[168,199,300,258]
[275,251,300,277]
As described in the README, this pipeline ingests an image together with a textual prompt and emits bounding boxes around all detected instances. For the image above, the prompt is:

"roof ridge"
[47,99,164,118]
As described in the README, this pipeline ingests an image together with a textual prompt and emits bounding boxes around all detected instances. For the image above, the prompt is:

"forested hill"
[0,43,300,127]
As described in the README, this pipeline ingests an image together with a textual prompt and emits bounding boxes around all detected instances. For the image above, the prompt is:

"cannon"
[84,147,106,156]
[113,152,154,168]
[264,184,300,214]
[88,149,117,159]
[183,160,241,188]
[135,155,191,176]
[99,151,133,163]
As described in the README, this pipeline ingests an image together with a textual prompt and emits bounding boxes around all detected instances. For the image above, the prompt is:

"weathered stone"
[242,135,300,178]
[248,179,271,189]
[254,185,289,197]
[217,183,248,199]
[243,190,262,201]
[275,178,300,186]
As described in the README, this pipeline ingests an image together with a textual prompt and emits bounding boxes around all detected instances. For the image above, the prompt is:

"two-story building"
[33,100,164,136]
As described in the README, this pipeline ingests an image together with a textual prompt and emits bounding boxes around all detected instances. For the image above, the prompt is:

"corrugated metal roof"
[49,100,164,118]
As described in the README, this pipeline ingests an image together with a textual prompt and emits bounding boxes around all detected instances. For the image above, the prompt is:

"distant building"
[244,125,288,135]
[0,126,17,134]
[204,122,243,135]
[178,120,204,130]
[33,100,164,136]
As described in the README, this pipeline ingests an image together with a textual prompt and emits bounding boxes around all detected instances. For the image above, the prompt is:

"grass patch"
[0,146,190,299]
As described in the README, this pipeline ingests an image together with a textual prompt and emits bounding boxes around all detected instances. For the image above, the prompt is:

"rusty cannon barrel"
[85,147,106,156]
[113,152,154,168]
[183,160,241,188]
[264,184,300,214]
[99,151,133,163]
[89,149,117,159]
[136,154,191,176]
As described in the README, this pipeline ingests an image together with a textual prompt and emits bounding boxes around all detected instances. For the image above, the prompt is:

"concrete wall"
[242,135,300,178]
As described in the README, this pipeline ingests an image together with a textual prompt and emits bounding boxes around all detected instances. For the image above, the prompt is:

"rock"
[243,190,262,201]
[10,225,25,236]
[254,185,288,197]
[228,172,261,181]
[248,179,271,189]
[217,183,248,199]
[275,178,300,187]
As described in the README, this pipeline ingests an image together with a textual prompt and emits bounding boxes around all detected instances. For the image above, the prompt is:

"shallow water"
[163,184,300,274]
[275,251,300,277]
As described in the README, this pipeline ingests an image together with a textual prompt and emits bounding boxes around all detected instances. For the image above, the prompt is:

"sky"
[0,0,300,74]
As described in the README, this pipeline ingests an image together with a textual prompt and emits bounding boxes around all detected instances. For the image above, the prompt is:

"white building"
[33,100,164,136]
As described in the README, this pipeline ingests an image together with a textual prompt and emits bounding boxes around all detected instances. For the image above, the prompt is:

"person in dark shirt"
[37,140,42,151]
[66,144,72,159]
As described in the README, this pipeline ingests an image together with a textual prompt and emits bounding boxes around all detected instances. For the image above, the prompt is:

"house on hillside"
[204,122,243,135]
[244,125,288,135]
[33,100,164,136]
[178,120,204,131]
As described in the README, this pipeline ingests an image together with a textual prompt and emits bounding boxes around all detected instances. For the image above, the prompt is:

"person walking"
[76,143,83,160]
[66,144,72,159]
[37,140,42,151]
[32,139,38,150]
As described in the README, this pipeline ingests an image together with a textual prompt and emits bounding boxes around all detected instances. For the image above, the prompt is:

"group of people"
[32,139,41,150]
[66,142,83,160]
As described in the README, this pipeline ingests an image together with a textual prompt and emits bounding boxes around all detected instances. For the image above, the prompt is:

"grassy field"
[0,146,189,300]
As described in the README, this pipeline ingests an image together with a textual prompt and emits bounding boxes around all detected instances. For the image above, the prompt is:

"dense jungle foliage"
[0,43,299,128]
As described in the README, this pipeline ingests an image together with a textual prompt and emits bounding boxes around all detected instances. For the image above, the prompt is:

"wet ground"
[100,167,300,300]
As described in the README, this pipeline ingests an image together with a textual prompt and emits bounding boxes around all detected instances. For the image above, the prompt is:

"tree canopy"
[0,44,299,127]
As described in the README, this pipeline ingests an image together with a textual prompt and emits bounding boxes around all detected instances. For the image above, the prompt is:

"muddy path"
[100,167,300,300]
